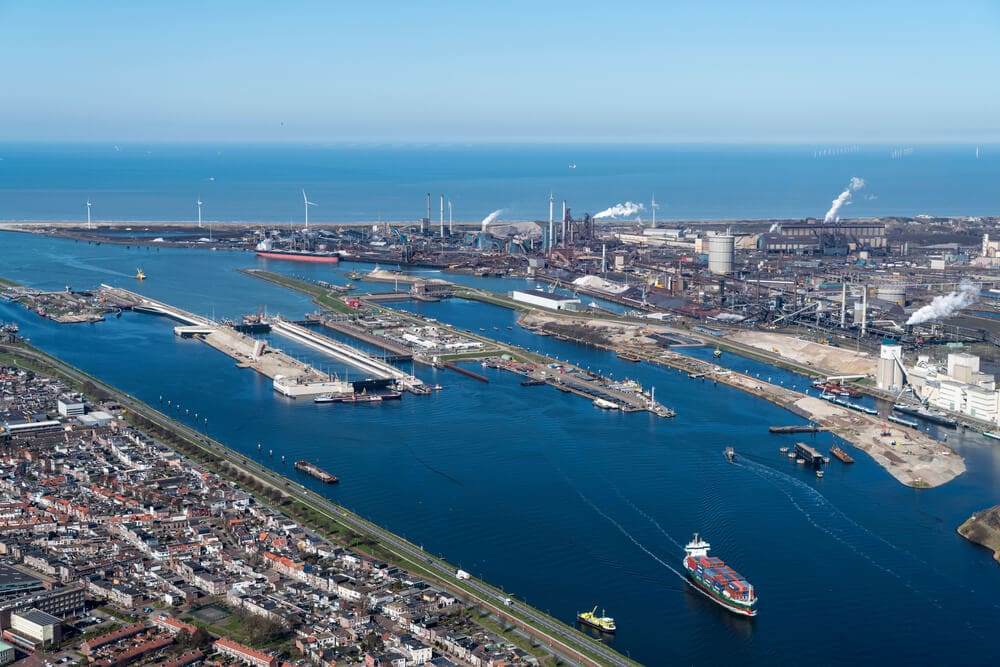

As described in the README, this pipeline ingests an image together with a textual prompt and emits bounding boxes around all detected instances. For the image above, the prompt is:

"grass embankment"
[0,276,21,288]
[239,269,356,314]
[958,506,1000,563]
[453,287,529,312]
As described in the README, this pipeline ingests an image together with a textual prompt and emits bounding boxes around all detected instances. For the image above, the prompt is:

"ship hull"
[684,566,757,617]
[256,250,340,263]
[576,616,616,633]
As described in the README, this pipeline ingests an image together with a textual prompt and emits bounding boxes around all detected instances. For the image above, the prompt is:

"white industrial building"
[510,289,581,311]
[906,352,1000,424]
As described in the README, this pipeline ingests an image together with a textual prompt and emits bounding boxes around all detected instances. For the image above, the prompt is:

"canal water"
[2,232,1000,665]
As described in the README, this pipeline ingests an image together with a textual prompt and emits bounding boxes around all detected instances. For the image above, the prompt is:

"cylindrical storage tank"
[876,283,906,306]
[707,235,735,275]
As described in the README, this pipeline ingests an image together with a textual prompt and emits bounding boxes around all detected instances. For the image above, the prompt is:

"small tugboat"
[713,347,722,358]
[724,446,736,463]
[576,606,616,633]
[816,469,824,478]
[135,268,146,281]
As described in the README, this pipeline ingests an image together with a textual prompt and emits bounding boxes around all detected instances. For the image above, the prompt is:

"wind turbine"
[302,189,317,229]
[86,199,92,230]
[197,196,203,228]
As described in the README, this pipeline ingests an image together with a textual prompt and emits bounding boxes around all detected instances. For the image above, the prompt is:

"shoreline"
[521,312,966,488]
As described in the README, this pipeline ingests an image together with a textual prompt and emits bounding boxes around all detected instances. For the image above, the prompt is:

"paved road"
[3,344,635,667]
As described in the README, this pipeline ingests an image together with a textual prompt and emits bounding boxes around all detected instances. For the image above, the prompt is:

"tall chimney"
[548,192,554,253]
[840,283,847,328]
[561,200,567,248]
[440,195,445,238]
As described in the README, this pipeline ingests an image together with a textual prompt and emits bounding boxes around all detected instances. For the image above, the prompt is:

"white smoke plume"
[712,313,745,322]
[480,209,504,229]
[906,281,979,326]
[768,222,782,233]
[823,177,865,222]
[594,201,645,219]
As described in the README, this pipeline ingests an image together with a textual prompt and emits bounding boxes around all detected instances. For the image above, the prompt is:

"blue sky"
[2,1,998,142]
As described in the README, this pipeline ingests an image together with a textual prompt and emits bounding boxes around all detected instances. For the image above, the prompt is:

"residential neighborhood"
[0,364,541,667]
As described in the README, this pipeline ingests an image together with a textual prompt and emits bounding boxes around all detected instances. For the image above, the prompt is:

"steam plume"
[906,281,979,325]
[823,177,865,222]
[594,201,644,219]
[481,209,504,230]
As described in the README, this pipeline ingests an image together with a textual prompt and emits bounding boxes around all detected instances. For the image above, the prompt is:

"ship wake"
[735,458,983,622]
[610,482,684,550]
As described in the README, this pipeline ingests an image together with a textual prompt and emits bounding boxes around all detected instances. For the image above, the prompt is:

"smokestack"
[424,193,430,234]
[602,243,607,277]
[440,194,444,238]
[448,200,453,234]
[548,192,554,253]
[561,200,567,248]
[861,285,868,336]
[840,283,846,328]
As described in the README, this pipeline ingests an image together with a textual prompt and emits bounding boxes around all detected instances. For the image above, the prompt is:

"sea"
[1,145,1000,665]
[0,142,998,224]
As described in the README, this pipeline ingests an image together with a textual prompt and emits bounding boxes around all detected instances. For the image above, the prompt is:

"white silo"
[707,235,735,275]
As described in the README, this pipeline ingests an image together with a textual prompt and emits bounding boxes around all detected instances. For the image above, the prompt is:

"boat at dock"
[887,414,919,428]
[255,240,340,263]
[616,351,642,362]
[812,381,861,397]
[683,533,757,617]
[892,403,958,428]
[314,392,385,403]
[769,424,821,434]
[520,378,546,386]
[593,398,619,410]
[830,446,854,464]
[294,460,339,483]
[576,606,616,633]
[724,447,735,463]
[983,431,1000,441]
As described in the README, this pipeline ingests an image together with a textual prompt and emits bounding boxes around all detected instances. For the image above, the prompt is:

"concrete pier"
[269,318,425,392]
[100,287,343,397]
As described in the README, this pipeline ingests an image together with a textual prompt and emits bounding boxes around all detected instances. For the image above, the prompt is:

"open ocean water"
[0,143,998,223]
[1,143,1000,664]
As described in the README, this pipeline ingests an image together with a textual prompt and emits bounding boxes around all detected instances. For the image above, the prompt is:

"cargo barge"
[830,445,854,464]
[892,403,958,428]
[294,460,339,483]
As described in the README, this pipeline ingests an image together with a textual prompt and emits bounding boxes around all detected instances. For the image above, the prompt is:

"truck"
[455,569,470,580]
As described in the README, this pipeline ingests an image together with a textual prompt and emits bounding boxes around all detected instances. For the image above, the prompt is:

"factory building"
[510,289,582,311]
[759,221,886,255]
[906,352,1000,424]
